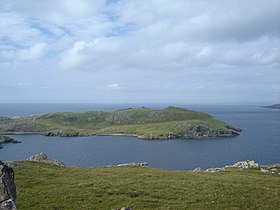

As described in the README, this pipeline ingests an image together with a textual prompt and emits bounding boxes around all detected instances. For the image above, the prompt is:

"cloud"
[193,46,213,66]
[18,42,48,61]
[59,41,93,69]
[1,42,47,61]
[0,0,279,104]
[100,83,120,91]
[3,0,107,23]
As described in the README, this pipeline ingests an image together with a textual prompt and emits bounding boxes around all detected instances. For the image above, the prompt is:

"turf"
[14,162,280,210]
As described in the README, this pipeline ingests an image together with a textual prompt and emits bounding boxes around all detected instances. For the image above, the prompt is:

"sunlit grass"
[15,162,280,210]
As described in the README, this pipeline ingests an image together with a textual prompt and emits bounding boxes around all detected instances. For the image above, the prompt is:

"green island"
[10,161,280,210]
[0,106,240,139]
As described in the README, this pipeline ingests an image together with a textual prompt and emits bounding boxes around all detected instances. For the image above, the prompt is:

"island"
[0,106,240,139]
[264,104,280,109]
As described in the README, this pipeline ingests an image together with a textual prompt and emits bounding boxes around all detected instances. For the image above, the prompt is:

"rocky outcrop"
[192,160,262,173]
[117,162,148,167]
[26,153,65,166]
[260,167,279,175]
[225,160,259,169]
[44,131,80,137]
[0,161,16,210]
[0,136,21,144]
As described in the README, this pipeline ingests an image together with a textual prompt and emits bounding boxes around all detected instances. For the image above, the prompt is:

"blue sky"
[0,0,279,104]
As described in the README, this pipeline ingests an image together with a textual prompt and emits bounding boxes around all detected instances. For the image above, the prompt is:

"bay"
[0,104,279,170]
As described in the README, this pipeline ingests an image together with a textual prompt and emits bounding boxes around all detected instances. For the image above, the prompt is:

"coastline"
[3,131,240,140]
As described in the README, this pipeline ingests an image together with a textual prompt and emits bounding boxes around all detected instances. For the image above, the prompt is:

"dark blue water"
[0,104,279,170]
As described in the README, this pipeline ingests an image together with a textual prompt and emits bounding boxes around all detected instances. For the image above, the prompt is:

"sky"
[0,0,279,104]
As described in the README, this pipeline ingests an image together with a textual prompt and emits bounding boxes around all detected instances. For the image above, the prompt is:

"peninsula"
[264,104,280,109]
[0,106,240,139]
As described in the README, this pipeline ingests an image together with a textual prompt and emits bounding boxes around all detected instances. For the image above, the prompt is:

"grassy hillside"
[14,162,280,210]
[0,106,240,139]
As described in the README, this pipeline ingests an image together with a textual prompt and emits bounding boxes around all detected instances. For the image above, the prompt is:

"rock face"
[117,162,148,167]
[0,161,17,210]
[26,153,65,166]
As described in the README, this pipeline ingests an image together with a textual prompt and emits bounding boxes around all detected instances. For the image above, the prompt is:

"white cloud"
[0,0,280,104]
[1,42,47,61]
[59,41,92,69]
[5,0,107,23]
[18,42,48,61]
[193,46,213,66]
[100,83,120,91]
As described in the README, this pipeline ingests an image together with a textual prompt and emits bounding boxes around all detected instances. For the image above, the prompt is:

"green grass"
[0,107,239,139]
[14,162,280,210]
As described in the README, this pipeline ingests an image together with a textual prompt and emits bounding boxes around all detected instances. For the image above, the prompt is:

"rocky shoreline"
[0,136,21,144]
[2,129,241,140]
[0,136,21,150]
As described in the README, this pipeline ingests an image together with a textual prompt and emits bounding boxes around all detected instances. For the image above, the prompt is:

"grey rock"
[260,168,269,174]
[120,207,132,210]
[225,160,259,169]
[117,162,148,167]
[193,167,202,172]
[205,167,225,172]
[26,153,65,166]
[0,199,16,210]
[0,161,17,210]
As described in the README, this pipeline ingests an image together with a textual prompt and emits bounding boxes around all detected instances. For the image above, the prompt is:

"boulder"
[120,207,132,210]
[0,161,16,210]
[192,167,202,172]
[205,167,225,173]
[117,162,148,167]
[260,168,269,174]
[26,153,65,166]
[0,199,16,210]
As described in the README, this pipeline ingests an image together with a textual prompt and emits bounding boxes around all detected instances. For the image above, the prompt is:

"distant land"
[264,104,280,109]
[0,106,240,140]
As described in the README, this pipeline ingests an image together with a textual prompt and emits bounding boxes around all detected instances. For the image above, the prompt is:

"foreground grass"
[14,162,280,210]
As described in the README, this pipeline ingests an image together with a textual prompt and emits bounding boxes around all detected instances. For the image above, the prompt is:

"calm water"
[0,104,279,170]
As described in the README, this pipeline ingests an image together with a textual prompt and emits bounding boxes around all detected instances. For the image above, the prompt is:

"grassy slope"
[0,107,238,139]
[14,162,280,210]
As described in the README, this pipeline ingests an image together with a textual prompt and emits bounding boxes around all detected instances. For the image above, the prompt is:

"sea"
[0,103,279,170]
